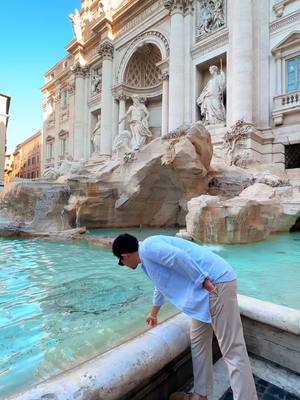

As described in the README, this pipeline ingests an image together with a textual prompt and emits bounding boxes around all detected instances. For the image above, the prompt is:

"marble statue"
[91,115,101,153]
[112,130,132,159]
[91,68,102,94]
[119,95,152,150]
[69,9,84,43]
[196,65,226,125]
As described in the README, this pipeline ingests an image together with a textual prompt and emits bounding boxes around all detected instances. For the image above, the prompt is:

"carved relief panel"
[196,0,226,41]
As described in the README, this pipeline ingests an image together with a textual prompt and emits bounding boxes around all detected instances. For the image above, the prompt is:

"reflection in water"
[0,232,299,398]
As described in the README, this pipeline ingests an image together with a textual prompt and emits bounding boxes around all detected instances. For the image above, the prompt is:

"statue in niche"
[91,114,101,153]
[69,9,84,43]
[118,95,152,151]
[196,65,226,125]
[91,68,102,94]
[197,0,225,37]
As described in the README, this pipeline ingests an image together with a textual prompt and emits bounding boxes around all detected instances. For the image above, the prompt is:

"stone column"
[253,0,270,129]
[73,64,88,160]
[164,0,185,130]
[228,0,253,124]
[98,40,113,156]
[161,72,169,136]
[118,94,127,134]
[183,0,193,125]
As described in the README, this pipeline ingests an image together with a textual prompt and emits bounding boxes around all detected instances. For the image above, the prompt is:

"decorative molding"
[67,82,76,95]
[58,129,69,138]
[117,30,169,84]
[191,28,228,57]
[46,135,55,143]
[116,0,165,36]
[98,40,114,60]
[160,71,169,81]
[270,9,300,33]
[273,0,295,18]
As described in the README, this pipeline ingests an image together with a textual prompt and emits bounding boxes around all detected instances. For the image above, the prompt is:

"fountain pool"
[0,232,299,398]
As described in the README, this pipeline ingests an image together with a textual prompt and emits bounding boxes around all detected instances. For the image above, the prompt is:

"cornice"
[270,9,300,34]
[191,28,229,57]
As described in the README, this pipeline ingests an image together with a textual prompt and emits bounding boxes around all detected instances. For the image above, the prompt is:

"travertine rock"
[0,123,213,232]
[65,122,213,228]
[0,180,71,232]
[186,182,300,243]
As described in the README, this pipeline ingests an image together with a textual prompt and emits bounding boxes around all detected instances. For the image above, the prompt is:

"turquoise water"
[0,232,299,397]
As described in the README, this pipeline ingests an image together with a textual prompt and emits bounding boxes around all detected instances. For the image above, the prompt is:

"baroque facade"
[41,0,300,176]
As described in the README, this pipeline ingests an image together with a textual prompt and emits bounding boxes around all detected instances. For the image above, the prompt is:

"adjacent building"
[41,0,300,177]
[11,130,41,180]
[0,93,11,188]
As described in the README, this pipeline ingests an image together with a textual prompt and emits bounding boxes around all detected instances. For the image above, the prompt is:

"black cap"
[112,233,139,265]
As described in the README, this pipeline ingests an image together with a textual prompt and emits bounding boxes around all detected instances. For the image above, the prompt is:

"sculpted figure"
[91,115,101,154]
[197,0,225,36]
[112,130,132,159]
[119,95,152,150]
[196,65,226,125]
[69,9,84,43]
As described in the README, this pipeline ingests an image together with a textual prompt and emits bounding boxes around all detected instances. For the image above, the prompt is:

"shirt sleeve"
[153,287,166,306]
[144,240,208,287]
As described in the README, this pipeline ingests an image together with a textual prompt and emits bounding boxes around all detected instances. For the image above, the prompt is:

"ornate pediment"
[272,31,300,54]
[58,129,69,138]
[46,135,55,143]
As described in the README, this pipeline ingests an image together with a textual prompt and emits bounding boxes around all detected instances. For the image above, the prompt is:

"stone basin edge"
[6,296,300,400]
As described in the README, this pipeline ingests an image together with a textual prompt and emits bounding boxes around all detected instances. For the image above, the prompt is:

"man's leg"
[190,318,213,398]
[209,281,257,400]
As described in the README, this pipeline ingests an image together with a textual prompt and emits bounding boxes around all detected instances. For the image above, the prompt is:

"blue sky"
[1,1,81,153]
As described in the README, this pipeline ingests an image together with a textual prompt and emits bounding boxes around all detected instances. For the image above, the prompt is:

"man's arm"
[144,240,217,293]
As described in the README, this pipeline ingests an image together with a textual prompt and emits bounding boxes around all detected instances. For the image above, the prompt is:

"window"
[31,171,35,179]
[285,144,300,169]
[60,138,68,156]
[28,158,31,166]
[287,56,300,92]
[46,143,53,159]
[32,157,36,165]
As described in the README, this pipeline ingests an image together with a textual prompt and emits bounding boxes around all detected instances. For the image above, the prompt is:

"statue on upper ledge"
[196,65,226,125]
[196,0,225,37]
[69,9,84,43]
[91,114,101,153]
[119,95,152,151]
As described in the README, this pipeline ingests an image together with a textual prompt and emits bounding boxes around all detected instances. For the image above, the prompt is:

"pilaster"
[98,40,114,156]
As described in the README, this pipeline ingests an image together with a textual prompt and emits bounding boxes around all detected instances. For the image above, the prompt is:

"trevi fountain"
[1,0,300,399]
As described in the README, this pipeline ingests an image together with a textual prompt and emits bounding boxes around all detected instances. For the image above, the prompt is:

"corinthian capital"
[71,62,89,78]
[163,0,186,15]
[98,40,114,61]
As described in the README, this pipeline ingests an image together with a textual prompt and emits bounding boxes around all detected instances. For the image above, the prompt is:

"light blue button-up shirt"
[139,235,236,323]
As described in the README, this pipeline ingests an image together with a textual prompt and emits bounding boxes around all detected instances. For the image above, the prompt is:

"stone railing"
[272,90,300,125]
[8,295,300,400]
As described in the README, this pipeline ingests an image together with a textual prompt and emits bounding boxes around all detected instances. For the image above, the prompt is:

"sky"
[0,0,81,153]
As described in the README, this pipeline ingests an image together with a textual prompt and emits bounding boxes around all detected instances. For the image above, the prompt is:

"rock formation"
[0,122,213,232]
[184,181,300,244]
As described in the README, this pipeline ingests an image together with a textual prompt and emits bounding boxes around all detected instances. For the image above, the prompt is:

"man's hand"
[146,305,161,327]
[146,314,158,327]
[203,278,218,294]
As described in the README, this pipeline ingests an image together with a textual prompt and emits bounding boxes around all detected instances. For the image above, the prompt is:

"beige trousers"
[190,280,257,400]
